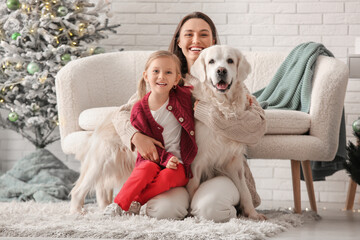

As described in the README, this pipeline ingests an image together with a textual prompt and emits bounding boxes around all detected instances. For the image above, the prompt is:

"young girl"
[104,51,197,216]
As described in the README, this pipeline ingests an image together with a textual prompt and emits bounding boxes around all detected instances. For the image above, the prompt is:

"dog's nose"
[217,67,227,77]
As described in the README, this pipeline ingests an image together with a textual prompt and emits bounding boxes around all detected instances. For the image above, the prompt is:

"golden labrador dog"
[187,45,266,220]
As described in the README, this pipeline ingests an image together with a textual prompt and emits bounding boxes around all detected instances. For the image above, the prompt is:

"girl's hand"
[132,132,164,163]
[166,156,179,169]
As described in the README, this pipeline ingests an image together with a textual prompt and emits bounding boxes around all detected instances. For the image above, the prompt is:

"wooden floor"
[261,200,360,240]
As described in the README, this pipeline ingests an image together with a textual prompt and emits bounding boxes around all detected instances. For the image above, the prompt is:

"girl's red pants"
[114,161,188,211]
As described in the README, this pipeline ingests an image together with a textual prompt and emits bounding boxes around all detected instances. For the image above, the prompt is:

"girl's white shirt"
[150,98,183,164]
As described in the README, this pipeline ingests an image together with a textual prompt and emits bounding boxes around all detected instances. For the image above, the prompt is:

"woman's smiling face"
[177,18,215,66]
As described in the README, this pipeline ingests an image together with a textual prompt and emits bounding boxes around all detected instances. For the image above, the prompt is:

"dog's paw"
[70,206,82,214]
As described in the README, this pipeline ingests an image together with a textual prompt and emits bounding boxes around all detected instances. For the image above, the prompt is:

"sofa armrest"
[308,56,349,160]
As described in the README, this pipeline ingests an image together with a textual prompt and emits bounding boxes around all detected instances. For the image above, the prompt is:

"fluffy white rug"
[0,201,320,240]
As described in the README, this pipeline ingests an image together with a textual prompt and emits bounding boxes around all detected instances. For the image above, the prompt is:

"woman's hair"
[137,50,182,100]
[168,12,220,76]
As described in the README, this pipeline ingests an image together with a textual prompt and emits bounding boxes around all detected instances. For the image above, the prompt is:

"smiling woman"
[177,19,215,72]
[168,12,219,77]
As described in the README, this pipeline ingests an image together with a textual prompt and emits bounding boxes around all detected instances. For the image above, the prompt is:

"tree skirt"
[0,201,320,240]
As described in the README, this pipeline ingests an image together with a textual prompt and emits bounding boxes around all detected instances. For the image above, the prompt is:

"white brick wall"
[1,0,359,204]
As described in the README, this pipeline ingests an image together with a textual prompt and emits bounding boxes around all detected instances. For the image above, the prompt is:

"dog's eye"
[209,59,215,64]
[227,58,234,64]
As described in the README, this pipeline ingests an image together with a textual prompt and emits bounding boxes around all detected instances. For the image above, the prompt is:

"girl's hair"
[168,12,220,77]
[137,50,182,100]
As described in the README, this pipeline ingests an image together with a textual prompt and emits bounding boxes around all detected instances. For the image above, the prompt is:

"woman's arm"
[112,92,139,150]
[112,93,164,162]
[194,87,266,145]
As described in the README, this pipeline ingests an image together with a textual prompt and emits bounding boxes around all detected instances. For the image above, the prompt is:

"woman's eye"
[153,70,159,73]
[227,58,234,64]
[167,71,172,74]
[209,59,215,64]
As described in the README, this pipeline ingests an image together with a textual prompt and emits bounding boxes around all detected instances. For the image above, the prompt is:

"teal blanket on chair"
[253,42,333,112]
[253,42,346,181]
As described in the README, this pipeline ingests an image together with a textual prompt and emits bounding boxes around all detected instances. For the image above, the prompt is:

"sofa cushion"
[265,109,310,135]
[79,107,118,130]
[79,107,310,135]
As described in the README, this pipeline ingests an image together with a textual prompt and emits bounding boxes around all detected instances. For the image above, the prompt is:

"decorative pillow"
[78,107,118,130]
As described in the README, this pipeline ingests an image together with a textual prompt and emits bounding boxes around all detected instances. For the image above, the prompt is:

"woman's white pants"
[146,176,240,222]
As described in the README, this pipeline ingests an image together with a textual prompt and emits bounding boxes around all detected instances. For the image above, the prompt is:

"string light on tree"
[15,62,23,71]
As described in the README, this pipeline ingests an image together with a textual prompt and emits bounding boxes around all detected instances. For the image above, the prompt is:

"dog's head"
[190,45,251,96]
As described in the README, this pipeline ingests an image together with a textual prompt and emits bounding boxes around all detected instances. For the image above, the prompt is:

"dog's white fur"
[70,117,136,213]
[187,45,266,220]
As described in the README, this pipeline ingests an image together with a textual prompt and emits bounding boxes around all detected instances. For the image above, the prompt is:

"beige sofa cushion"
[79,107,118,130]
[79,107,310,135]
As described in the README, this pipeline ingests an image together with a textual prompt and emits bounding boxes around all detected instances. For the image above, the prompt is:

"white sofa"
[55,50,349,213]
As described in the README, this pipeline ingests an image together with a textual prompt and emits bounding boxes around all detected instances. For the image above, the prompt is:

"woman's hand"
[194,100,199,111]
[132,132,164,163]
[166,156,179,169]
[246,94,253,106]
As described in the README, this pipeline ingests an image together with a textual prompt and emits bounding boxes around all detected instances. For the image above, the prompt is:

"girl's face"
[143,57,181,96]
[177,18,215,65]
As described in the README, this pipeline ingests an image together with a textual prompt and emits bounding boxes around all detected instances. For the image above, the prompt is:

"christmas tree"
[345,118,360,185]
[0,0,119,148]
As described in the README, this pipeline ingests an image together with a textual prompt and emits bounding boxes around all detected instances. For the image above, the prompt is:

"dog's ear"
[190,51,206,82]
[236,50,251,81]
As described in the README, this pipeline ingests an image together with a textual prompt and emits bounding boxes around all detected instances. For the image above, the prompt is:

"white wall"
[1,0,359,204]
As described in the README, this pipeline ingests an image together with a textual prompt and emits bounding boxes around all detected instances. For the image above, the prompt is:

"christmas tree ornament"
[27,62,40,74]
[8,112,19,122]
[353,119,360,133]
[93,47,105,55]
[11,32,21,40]
[57,6,68,17]
[61,53,71,63]
[6,0,21,10]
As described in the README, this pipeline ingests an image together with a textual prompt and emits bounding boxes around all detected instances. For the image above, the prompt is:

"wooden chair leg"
[291,160,301,214]
[345,179,357,210]
[301,160,317,213]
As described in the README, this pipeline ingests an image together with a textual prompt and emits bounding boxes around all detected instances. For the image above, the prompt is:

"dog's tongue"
[216,82,229,90]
